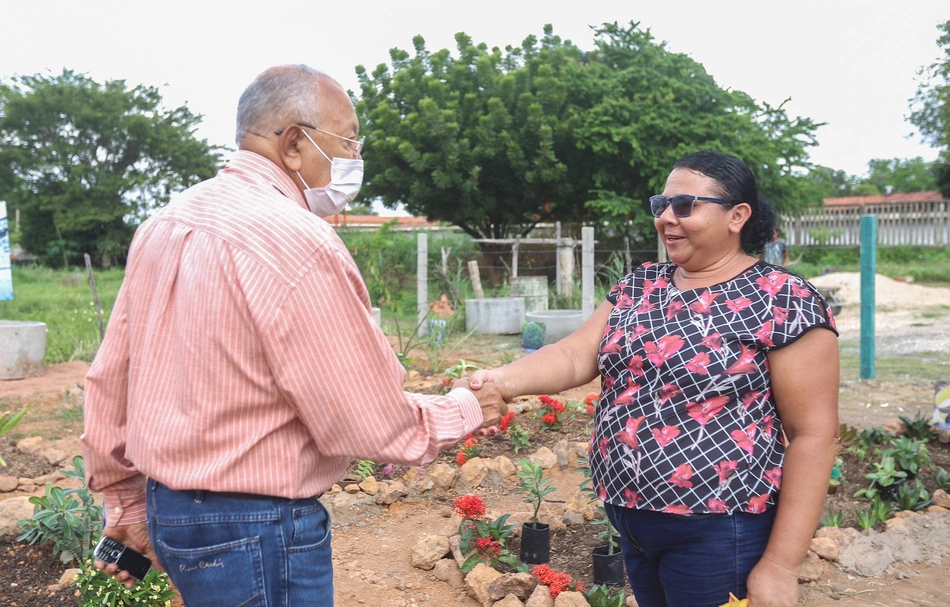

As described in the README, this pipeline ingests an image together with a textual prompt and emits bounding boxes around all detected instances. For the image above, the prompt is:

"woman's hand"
[467,369,513,435]
[745,555,800,607]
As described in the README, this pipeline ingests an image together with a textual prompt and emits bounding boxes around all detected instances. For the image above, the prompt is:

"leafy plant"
[898,412,936,442]
[868,494,894,524]
[881,436,932,477]
[74,563,175,607]
[521,321,545,351]
[932,467,950,491]
[584,583,626,607]
[355,460,375,481]
[855,506,878,531]
[537,395,566,431]
[517,459,556,528]
[499,412,530,455]
[577,455,619,554]
[0,408,29,465]
[895,481,932,512]
[855,455,907,500]
[845,427,890,459]
[456,435,481,465]
[452,494,523,573]
[18,455,101,564]
[819,509,843,528]
[420,323,479,374]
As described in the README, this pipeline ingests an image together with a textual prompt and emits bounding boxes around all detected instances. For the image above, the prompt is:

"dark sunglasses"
[649,194,738,218]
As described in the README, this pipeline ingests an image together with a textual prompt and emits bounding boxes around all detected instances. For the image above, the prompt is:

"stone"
[15,436,43,456]
[493,456,518,481]
[932,489,950,509]
[562,510,585,526]
[625,596,639,607]
[0,496,35,537]
[328,484,342,495]
[59,568,81,587]
[0,476,18,493]
[809,536,839,561]
[925,505,949,514]
[885,517,907,531]
[552,440,586,467]
[61,384,84,408]
[460,457,488,488]
[480,459,509,489]
[494,594,526,607]
[525,584,554,607]
[344,484,361,494]
[488,572,538,601]
[41,448,67,465]
[565,491,598,521]
[403,466,434,493]
[529,447,558,470]
[410,534,450,571]
[375,480,408,505]
[449,534,466,568]
[798,552,826,582]
[427,462,458,491]
[937,427,950,444]
[464,562,503,607]
[432,558,465,589]
[358,476,379,496]
[553,591,589,607]
[882,418,906,436]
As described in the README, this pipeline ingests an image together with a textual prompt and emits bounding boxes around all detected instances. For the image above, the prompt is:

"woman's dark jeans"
[605,503,775,607]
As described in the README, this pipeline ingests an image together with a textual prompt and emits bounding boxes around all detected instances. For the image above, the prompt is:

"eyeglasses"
[649,194,737,218]
[275,123,364,155]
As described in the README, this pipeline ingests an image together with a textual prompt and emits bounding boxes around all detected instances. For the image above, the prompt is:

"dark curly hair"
[672,151,775,254]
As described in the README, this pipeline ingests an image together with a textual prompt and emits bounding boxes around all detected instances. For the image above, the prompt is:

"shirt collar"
[225,150,307,210]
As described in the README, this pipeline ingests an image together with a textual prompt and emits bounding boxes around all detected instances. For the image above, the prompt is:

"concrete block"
[525,310,583,344]
[0,321,46,380]
[466,298,525,335]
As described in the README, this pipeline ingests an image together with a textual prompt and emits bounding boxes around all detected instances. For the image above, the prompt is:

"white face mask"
[296,130,364,217]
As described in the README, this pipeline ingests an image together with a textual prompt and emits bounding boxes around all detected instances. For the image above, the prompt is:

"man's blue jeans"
[605,503,775,607]
[146,479,333,607]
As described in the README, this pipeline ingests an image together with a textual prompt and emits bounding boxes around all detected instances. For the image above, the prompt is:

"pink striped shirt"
[82,151,483,526]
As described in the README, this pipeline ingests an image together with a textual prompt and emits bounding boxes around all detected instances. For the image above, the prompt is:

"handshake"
[452,370,511,431]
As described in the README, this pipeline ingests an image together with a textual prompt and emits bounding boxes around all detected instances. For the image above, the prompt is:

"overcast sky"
[2,0,946,181]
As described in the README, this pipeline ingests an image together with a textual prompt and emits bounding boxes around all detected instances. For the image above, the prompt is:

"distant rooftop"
[823,190,945,207]
[324,214,445,230]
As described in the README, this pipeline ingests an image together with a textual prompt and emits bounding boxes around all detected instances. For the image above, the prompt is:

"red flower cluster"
[456,435,481,465]
[452,494,486,520]
[531,564,585,598]
[499,411,515,432]
[584,392,599,414]
[538,395,566,431]
[475,536,502,557]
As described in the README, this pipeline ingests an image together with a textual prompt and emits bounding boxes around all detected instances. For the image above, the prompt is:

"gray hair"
[235,64,325,146]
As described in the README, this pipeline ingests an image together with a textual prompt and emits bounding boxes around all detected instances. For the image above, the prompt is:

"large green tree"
[0,70,222,267]
[910,19,950,197]
[356,22,823,243]
[861,157,939,194]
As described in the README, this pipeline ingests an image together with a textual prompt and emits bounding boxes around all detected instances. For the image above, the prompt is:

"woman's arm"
[470,300,614,400]
[747,327,839,607]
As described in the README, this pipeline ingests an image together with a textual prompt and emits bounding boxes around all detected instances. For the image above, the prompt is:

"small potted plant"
[521,321,545,352]
[517,459,556,563]
[578,455,625,586]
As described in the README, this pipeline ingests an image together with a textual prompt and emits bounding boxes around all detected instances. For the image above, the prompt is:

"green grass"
[0,266,124,364]
[838,345,950,382]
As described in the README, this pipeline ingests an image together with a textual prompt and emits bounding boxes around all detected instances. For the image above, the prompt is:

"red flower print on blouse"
[713,460,738,485]
[731,422,758,457]
[615,292,634,308]
[632,324,648,337]
[754,320,774,348]
[764,467,782,488]
[756,272,790,297]
[726,297,752,315]
[663,504,692,515]
[740,390,769,412]
[790,281,812,298]
[616,415,647,450]
[724,344,757,375]
[689,290,722,315]
[773,306,789,325]
[598,483,608,501]
[685,351,712,375]
[762,414,776,438]
[669,463,693,488]
[652,425,681,448]
[624,489,642,507]
[687,395,729,445]
[702,332,723,351]
[601,327,625,354]
[627,355,645,376]
[597,436,609,458]
[637,298,655,313]
[644,334,685,367]
[666,300,685,320]
[614,378,642,406]
[643,277,669,296]
[745,494,770,514]
[707,498,728,513]
[657,383,683,404]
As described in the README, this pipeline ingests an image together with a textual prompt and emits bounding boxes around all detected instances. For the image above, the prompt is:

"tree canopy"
[0,69,222,266]
[910,19,950,197]
[356,22,823,242]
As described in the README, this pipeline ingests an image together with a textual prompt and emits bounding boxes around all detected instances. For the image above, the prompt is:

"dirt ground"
[2,275,949,606]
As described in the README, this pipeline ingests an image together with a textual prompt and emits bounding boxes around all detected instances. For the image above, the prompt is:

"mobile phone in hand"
[94,536,152,581]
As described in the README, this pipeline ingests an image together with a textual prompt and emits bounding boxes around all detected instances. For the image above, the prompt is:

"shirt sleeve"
[81,284,148,526]
[261,241,484,467]
[767,273,839,350]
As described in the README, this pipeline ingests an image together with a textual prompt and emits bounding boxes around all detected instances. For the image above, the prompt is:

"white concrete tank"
[0,320,47,380]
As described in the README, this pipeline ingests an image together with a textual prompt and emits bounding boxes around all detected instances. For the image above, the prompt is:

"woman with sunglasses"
[471,150,839,607]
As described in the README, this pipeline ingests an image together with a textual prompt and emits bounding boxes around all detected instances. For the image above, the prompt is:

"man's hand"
[94,522,161,589]
[454,377,508,428]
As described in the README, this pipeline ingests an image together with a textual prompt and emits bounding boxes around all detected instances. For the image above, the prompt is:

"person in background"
[82,64,506,607]
[471,150,839,607]
[762,227,790,267]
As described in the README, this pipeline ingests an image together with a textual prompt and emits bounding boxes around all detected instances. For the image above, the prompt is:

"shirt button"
[114,506,122,514]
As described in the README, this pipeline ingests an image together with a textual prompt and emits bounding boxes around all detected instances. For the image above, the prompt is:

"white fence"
[783,200,950,247]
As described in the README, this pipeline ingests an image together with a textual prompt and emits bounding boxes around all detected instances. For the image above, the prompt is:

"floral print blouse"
[590,261,837,516]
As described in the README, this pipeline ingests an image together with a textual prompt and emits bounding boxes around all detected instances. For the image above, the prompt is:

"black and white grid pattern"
[590,261,837,515]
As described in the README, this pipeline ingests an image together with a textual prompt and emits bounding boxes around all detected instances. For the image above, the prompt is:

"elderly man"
[82,65,506,606]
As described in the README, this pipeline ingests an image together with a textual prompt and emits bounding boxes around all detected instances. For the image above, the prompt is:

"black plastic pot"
[520,522,550,564]
[592,541,626,586]
[877,478,907,502]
